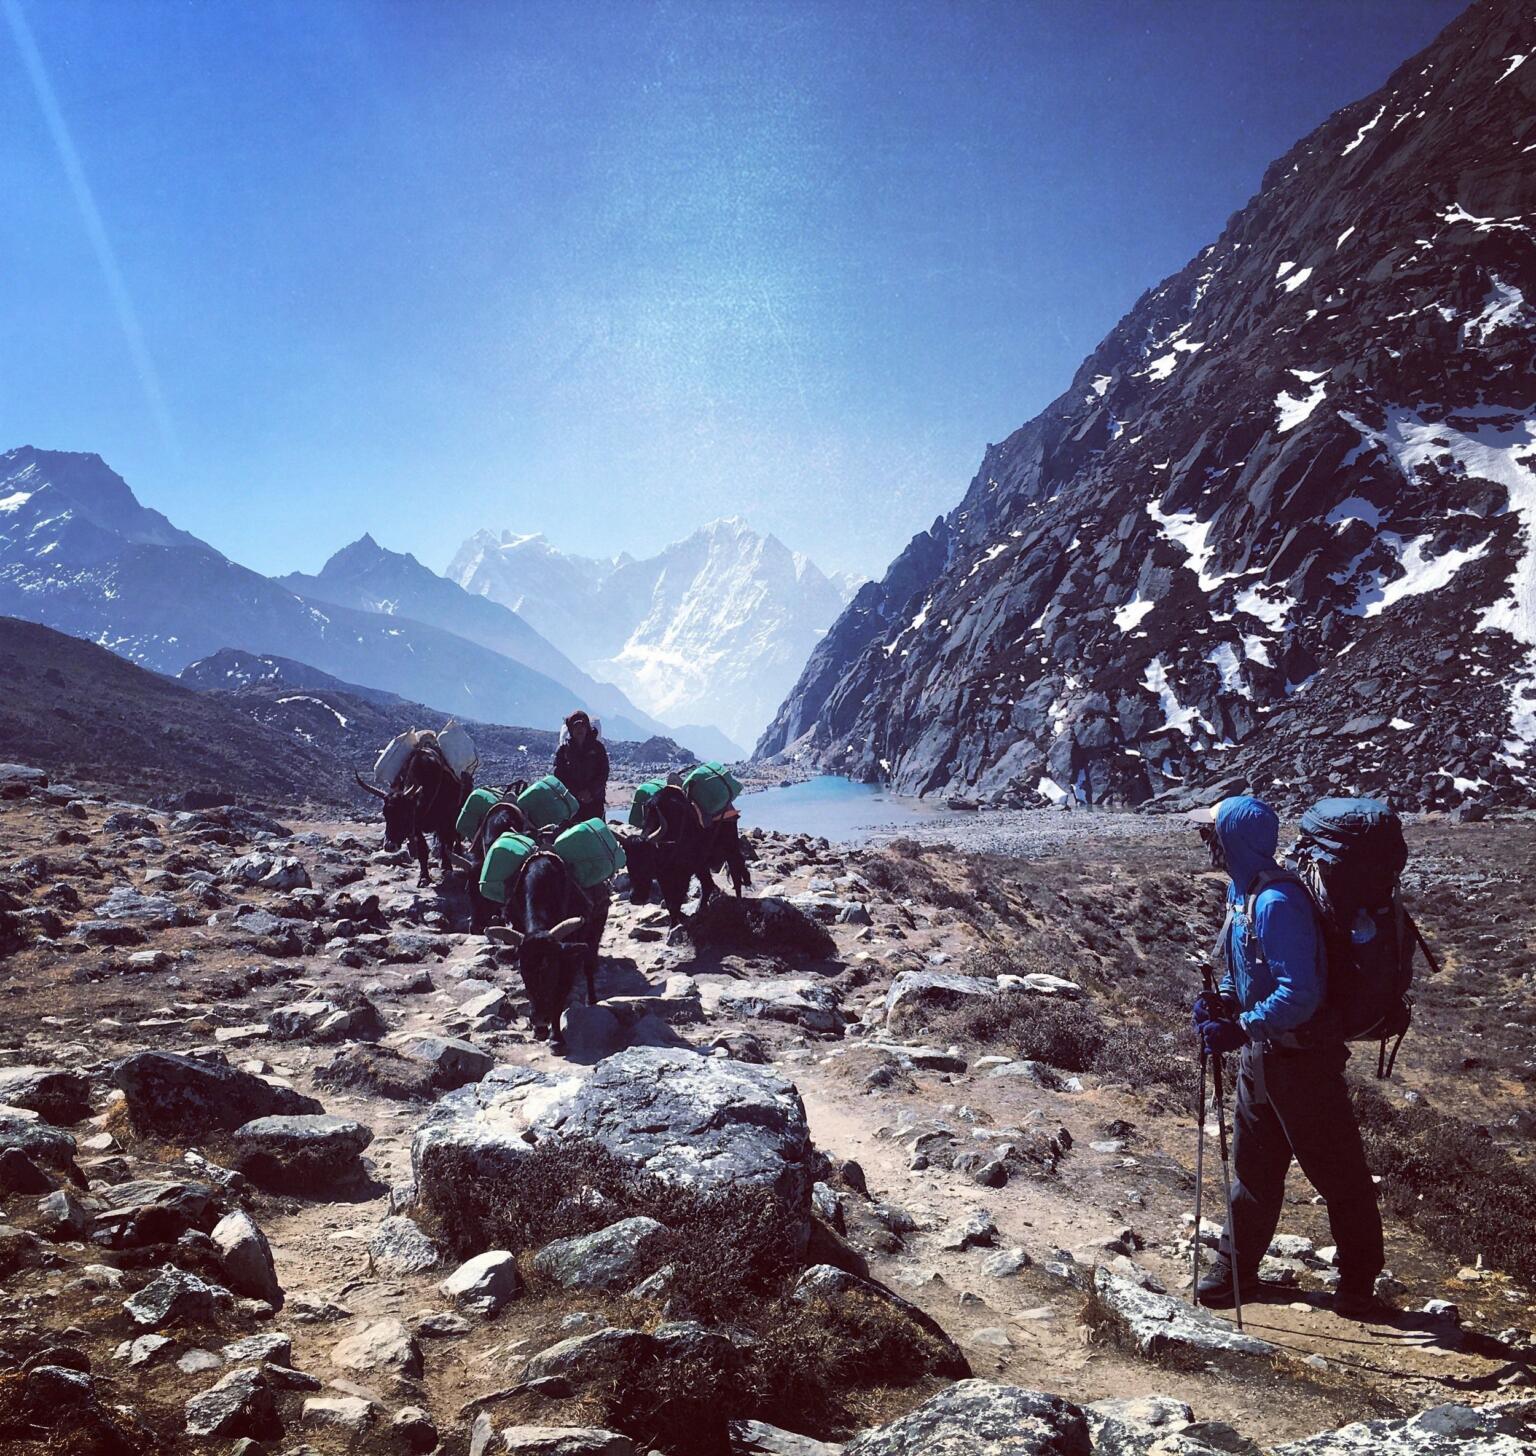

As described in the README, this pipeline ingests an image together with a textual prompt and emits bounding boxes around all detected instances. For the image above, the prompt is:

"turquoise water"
[735,775,948,843]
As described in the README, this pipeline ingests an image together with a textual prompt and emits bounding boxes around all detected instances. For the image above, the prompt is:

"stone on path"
[113,1051,321,1136]
[441,1250,522,1314]
[370,1214,442,1274]
[792,1264,969,1379]
[230,1113,372,1189]
[211,1209,282,1305]
[1090,1268,1277,1365]
[496,1429,637,1455]
[330,1317,423,1378]
[184,1366,279,1440]
[842,1380,1091,1454]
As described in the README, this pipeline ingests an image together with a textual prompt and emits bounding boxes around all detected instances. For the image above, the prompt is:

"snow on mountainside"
[449,516,860,754]
[277,535,664,743]
[0,448,632,740]
[759,0,1536,813]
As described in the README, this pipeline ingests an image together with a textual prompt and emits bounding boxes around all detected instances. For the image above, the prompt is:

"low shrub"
[1353,1085,1536,1287]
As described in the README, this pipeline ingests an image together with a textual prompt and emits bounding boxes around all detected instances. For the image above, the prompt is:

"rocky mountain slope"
[0,449,623,740]
[0,768,1532,1453]
[760,0,1535,814]
[0,617,354,808]
[277,536,662,743]
[450,518,860,756]
[0,621,690,812]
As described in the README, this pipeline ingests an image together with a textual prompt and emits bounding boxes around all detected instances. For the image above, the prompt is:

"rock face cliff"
[759,0,1535,812]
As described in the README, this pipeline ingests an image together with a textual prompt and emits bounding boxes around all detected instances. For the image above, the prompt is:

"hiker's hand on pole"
[1191,990,1232,1026]
[1198,1016,1247,1056]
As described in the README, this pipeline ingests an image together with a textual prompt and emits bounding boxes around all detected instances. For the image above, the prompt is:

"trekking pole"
[1200,962,1244,1330]
[1208,1047,1244,1331]
[1191,1044,1208,1307]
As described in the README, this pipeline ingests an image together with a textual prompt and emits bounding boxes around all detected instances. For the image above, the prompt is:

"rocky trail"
[0,760,1533,1454]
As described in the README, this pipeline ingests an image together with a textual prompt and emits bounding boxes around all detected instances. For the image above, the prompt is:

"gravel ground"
[859,807,1188,856]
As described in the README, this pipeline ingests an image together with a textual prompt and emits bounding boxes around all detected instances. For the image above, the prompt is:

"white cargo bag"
[374,728,421,787]
[437,721,479,777]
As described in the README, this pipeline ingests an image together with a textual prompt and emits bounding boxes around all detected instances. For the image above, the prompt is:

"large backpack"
[1277,797,1433,1077]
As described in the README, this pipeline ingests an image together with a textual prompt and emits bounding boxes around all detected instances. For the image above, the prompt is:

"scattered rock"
[230,1113,373,1189]
[184,1366,280,1440]
[211,1209,283,1305]
[1090,1268,1277,1366]
[716,979,846,1033]
[302,1394,379,1435]
[683,894,838,959]
[531,1217,668,1293]
[496,1429,637,1456]
[330,1317,424,1378]
[842,1380,1091,1454]
[441,1250,523,1314]
[1271,1399,1536,1453]
[371,1215,442,1274]
[113,1051,322,1136]
[124,1267,235,1329]
[883,971,994,1028]
[0,1065,93,1123]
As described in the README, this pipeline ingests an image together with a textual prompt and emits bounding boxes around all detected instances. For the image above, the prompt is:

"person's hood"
[558,716,603,747]
[1214,795,1280,894]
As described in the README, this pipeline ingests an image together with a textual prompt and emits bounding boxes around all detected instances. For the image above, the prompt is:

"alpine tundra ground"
[0,764,1533,1454]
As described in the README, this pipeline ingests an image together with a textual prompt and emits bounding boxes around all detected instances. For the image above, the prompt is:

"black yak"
[623,783,751,924]
[355,738,469,887]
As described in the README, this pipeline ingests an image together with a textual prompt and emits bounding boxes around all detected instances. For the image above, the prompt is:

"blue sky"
[1,0,1465,581]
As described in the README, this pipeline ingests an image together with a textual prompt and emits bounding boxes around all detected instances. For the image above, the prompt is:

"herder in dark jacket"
[553,711,609,821]
[1190,795,1384,1320]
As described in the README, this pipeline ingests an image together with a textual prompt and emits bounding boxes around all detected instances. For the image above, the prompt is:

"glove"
[1198,1016,1248,1056]
[1192,990,1233,1026]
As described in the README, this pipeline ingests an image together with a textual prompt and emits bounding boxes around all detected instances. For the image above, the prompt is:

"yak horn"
[354,772,388,800]
[548,917,584,942]
[486,925,524,948]
[451,852,476,873]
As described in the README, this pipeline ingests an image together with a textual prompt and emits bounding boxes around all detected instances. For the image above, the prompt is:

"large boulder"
[230,1114,373,1190]
[1270,1399,1536,1454]
[0,1113,82,1184]
[211,1210,282,1305]
[683,895,837,959]
[883,972,995,1028]
[412,1049,815,1255]
[843,1381,1091,1454]
[0,1066,93,1123]
[113,1052,321,1137]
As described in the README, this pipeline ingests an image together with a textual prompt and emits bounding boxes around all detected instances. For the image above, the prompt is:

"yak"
[623,783,751,924]
[488,851,609,1047]
[460,786,538,933]
[355,739,469,887]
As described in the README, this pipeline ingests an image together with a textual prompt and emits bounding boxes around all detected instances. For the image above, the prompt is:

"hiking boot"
[1196,1264,1255,1309]
[1332,1283,1388,1321]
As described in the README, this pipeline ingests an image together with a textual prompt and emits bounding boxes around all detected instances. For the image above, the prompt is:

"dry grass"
[1354,1084,1536,1287]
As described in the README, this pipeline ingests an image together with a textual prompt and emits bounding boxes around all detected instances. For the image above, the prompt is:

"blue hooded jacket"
[1213,796,1327,1043]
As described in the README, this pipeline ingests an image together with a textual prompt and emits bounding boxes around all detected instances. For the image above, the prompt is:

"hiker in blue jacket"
[1190,795,1384,1319]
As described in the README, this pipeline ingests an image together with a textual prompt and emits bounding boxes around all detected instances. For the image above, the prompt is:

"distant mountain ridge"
[277,534,662,742]
[449,516,860,753]
[0,447,642,740]
[759,0,1536,815]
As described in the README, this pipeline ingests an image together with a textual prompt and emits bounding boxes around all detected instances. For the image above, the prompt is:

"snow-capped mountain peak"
[447,517,862,753]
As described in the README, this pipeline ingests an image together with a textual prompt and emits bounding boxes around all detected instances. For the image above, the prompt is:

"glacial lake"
[735,774,955,844]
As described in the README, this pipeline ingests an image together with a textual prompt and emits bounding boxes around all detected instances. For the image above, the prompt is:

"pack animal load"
[479,831,539,904]
[682,762,742,822]
[376,724,478,786]
[629,778,667,829]
[436,721,479,778]
[552,817,627,888]
[457,786,501,841]
[373,728,424,787]
[1281,796,1434,1077]
[517,775,579,830]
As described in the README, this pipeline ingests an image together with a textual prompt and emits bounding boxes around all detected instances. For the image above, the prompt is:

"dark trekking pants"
[1217,1041,1383,1292]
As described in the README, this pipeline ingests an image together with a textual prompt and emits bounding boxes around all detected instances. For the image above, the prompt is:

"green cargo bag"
[478,831,538,904]
[517,774,579,830]
[552,818,627,888]
[456,786,500,841]
[629,778,668,829]
[683,761,743,821]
